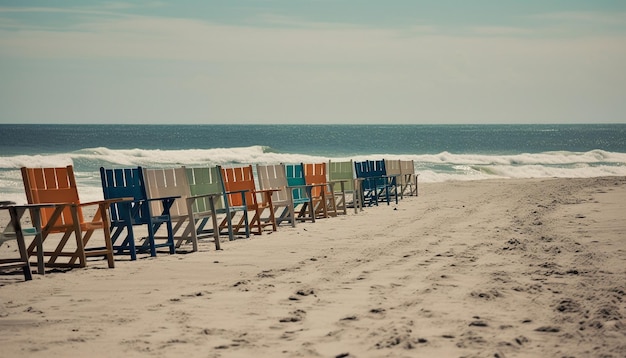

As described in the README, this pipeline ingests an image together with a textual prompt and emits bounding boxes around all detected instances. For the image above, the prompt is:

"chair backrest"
[220,165,259,209]
[304,162,330,197]
[284,163,308,202]
[256,164,290,204]
[328,160,356,191]
[185,166,226,213]
[354,160,387,178]
[21,166,84,230]
[100,167,150,223]
[143,167,190,217]
[399,160,416,185]
[354,160,391,190]
[384,159,401,179]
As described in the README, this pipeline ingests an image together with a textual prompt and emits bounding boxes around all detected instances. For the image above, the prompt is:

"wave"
[0,146,331,170]
[1,146,625,204]
[2,146,625,169]
[389,149,626,166]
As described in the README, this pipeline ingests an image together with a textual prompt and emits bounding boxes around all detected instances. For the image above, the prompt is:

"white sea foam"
[399,150,626,166]
[1,146,625,203]
[2,146,625,169]
[0,154,74,169]
[70,146,329,167]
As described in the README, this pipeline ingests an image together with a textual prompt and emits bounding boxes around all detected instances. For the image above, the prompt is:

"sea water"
[1,124,625,204]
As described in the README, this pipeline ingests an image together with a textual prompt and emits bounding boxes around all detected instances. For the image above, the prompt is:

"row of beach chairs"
[1,159,418,281]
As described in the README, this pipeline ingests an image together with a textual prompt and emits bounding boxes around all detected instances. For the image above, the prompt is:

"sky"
[0,0,625,125]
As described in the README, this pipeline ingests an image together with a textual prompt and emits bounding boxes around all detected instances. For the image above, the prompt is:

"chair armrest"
[0,203,59,210]
[80,197,134,207]
[145,195,181,203]
[287,184,312,189]
[254,188,280,194]
[224,189,249,196]
[186,193,220,201]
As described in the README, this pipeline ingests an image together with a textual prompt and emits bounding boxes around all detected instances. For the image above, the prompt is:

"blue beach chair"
[100,167,177,259]
[354,160,399,206]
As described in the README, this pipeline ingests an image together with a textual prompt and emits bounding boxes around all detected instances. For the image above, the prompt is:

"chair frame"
[21,166,116,269]
[399,160,419,196]
[384,159,404,200]
[354,160,399,207]
[256,163,316,227]
[1,203,39,280]
[328,160,361,214]
[304,162,339,218]
[185,166,251,244]
[284,163,325,222]
[100,167,177,260]
[219,165,278,235]
[143,167,225,252]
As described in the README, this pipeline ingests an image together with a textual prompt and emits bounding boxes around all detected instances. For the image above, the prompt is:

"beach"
[1,177,625,357]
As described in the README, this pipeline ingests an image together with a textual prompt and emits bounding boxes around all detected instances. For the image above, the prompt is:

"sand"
[0,177,625,357]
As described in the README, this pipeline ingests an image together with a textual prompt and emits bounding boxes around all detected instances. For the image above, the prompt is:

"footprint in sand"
[279,309,306,323]
[288,288,316,301]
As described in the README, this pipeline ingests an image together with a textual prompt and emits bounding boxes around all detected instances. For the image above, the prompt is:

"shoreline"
[1,177,625,357]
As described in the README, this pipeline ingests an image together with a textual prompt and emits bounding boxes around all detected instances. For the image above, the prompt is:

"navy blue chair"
[354,160,398,207]
[100,167,177,259]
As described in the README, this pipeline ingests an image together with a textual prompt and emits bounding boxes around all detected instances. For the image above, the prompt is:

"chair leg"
[8,207,33,281]
[166,220,175,254]
[100,207,115,268]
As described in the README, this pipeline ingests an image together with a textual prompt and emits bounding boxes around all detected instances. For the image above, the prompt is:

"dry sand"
[0,177,625,357]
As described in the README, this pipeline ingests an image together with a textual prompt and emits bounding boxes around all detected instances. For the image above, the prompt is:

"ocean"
[1,124,625,204]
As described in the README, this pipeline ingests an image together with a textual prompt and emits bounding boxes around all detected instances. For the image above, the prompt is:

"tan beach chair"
[384,159,404,200]
[399,160,419,196]
[143,167,223,251]
[256,163,316,227]
[21,166,116,269]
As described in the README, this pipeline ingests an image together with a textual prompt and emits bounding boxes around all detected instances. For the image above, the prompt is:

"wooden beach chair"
[100,167,177,259]
[143,167,225,251]
[220,165,277,235]
[354,160,399,206]
[1,202,36,280]
[304,162,339,217]
[384,159,404,200]
[20,166,115,269]
[256,163,315,227]
[185,166,250,242]
[285,163,325,221]
[400,160,419,196]
[328,160,361,214]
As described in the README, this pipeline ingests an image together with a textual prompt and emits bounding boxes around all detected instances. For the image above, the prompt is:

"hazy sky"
[1,0,625,125]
